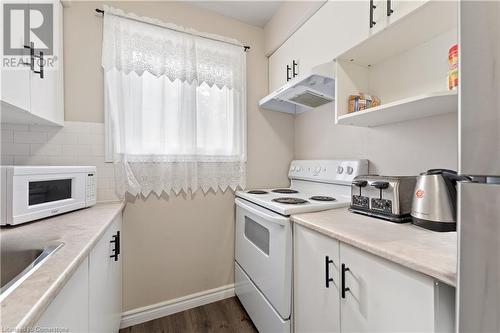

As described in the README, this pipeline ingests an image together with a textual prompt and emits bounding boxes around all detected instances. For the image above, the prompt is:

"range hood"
[259,62,335,114]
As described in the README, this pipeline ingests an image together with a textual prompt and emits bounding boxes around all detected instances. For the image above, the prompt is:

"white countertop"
[0,202,125,330]
[291,208,457,286]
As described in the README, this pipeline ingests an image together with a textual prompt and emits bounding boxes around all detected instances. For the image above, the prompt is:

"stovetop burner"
[272,197,309,205]
[310,196,337,202]
[247,190,268,195]
[272,189,299,194]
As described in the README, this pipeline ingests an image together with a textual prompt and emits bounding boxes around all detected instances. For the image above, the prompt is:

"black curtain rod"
[95,8,250,52]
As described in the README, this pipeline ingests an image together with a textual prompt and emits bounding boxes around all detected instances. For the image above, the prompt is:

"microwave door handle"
[235,198,289,226]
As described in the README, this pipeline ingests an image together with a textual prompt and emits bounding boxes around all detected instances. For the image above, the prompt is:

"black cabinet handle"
[23,42,43,78]
[110,231,120,261]
[286,64,291,82]
[34,51,44,79]
[369,0,377,28]
[387,0,394,16]
[23,42,34,70]
[325,256,335,288]
[341,263,350,299]
[292,60,298,78]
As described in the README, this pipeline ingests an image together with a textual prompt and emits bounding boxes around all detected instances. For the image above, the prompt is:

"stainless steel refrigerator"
[457,1,500,332]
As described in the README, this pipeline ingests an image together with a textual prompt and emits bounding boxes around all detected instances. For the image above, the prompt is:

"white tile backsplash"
[14,131,48,144]
[1,121,118,202]
[76,133,104,145]
[31,143,63,156]
[62,144,93,156]
[2,143,31,155]
[1,130,13,143]
[47,131,79,145]
[1,124,29,131]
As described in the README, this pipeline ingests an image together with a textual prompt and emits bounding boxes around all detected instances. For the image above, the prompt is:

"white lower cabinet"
[36,258,89,332]
[340,243,455,332]
[89,214,123,333]
[294,225,341,332]
[294,225,455,333]
[36,213,122,332]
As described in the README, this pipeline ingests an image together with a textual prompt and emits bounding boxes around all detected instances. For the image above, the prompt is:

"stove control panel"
[289,159,369,185]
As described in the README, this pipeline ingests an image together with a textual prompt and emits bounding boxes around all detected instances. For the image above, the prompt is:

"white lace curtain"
[102,6,247,197]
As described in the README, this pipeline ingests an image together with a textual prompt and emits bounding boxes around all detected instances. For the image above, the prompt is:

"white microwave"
[1,166,97,226]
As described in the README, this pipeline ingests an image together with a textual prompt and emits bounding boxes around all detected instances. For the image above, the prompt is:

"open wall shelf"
[336,91,457,127]
[334,1,458,127]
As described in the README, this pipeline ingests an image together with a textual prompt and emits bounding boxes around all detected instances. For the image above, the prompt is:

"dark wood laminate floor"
[120,297,257,333]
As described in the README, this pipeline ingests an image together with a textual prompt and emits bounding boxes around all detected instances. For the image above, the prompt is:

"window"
[102,6,246,197]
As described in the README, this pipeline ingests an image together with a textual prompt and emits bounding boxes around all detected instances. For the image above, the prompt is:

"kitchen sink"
[0,241,64,300]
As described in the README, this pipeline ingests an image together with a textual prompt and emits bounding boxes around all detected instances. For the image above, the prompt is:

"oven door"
[235,198,292,320]
[11,172,87,225]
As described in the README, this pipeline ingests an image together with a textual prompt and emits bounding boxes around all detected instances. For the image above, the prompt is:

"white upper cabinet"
[30,0,64,126]
[268,35,296,92]
[386,0,428,26]
[268,1,370,93]
[1,0,64,126]
[369,0,386,35]
[1,28,31,112]
[267,1,429,94]
[369,0,428,34]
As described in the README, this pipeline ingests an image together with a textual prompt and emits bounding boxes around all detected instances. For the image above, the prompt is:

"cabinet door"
[36,258,89,332]
[0,3,31,112]
[30,0,64,125]
[268,1,371,93]
[386,0,428,26]
[268,39,295,92]
[297,1,371,74]
[339,243,436,332]
[369,0,387,35]
[89,213,123,333]
[294,225,341,333]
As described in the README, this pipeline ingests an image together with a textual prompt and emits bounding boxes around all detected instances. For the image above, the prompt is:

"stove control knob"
[290,165,296,172]
[296,166,302,172]
[313,166,322,175]
[346,166,354,175]
[337,166,344,174]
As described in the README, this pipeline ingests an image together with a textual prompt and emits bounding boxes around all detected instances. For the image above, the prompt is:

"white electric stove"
[234,159,368,332]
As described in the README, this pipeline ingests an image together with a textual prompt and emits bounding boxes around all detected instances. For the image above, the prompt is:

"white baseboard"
[120,284,235,329]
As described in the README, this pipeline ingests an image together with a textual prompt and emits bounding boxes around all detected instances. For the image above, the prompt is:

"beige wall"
[263,1,325,56]
[63,1,294,311]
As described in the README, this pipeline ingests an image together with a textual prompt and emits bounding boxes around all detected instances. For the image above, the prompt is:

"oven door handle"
[235,198,289,226]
